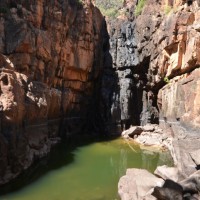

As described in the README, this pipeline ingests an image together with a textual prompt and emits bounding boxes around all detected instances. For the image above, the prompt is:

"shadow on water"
[0,135,119,196]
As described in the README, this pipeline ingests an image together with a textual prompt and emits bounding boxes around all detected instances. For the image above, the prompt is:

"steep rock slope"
[0,0,105,185]
[134,0,200,134]
[101,0,200,177]
[133,0,200,177]
[102,0,200,134]
[102,1,200,199]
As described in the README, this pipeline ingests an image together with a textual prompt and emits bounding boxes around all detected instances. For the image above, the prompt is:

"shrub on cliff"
[134,0,146,16]
[95,0,124,18]
[164,5,172,14]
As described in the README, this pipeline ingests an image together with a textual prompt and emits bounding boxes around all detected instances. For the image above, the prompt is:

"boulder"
[122,126,143,138]
[154,165,180,182]
[152,177,200,200]
[143,124,156,132]
[133,131,172,150]
[172,139,200,178]
[189,149,200,166]
[152,179,183,200]
[180,170,200,193]
[118,169,164,200]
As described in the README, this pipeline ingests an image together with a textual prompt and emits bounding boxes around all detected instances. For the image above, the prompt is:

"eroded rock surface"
[115,0,200,199]
[0,0,105,185]
[103,0,200,133]
[118,169,164,200]
[119,168,200,200]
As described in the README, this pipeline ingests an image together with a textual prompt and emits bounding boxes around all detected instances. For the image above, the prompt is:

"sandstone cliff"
[0,0,105,185]
[101,0,200,134]
[101,0,200,177]
[96,1,200,199]
[1,0,200,188]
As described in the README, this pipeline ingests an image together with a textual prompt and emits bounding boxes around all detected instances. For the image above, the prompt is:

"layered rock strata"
[98,0,200,199]
[102,0,200,178]
[101,0,200,132]
[0,0,105,184]
[133,0,200,178]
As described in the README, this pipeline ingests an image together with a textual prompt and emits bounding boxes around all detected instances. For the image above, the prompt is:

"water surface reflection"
[0,138,173,200]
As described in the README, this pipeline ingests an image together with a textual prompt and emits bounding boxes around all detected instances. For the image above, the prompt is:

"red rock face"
[158,69,200,133]
[0,0,105,184]
[131,0,200,135]
[131,0,200,178]
[99,0,200,135]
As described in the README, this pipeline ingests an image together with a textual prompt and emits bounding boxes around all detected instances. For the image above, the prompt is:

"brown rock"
[158,68,200,136]
[122,126,143,138]
[0,0,105,185]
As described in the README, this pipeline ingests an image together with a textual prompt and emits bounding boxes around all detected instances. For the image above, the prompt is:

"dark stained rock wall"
[100,16,159,134]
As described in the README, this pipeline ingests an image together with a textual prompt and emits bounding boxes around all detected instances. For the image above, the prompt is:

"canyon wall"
[1,0,200,186]
[0,0,106,184]
[102,0,200,134]
[102,0,200,176]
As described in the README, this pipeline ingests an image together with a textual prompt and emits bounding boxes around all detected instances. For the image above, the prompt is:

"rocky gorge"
[0,0,107,185]
[105,0,200,199]
[0,0,200,199]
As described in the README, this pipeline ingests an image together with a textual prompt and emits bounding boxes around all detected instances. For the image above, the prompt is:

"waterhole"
[0,137,173,200]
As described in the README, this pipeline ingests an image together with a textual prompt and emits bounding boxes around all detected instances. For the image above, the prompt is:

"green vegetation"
[95,0,124,18]
[98,6,119,18]
[164,77,170,83]
[134,0,146,16]
[74,0,83,6]
[164,5,172,15]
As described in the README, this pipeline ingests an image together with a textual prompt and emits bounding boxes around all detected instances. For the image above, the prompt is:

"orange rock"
[0,0,105,185]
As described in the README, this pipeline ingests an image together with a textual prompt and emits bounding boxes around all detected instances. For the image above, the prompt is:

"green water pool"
[0,137,173,200]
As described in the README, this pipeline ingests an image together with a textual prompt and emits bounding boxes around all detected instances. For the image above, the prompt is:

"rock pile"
[152,170,200,200]
[119,168,200,200]
[122,124,172,150]
[120,124,200,200]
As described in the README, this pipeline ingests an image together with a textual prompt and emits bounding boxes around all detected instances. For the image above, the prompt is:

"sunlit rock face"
[101,0,200,185]
[0,0,105,184]
[136,2,200,137]
[132,1,200,131]
[101,0,200,136]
